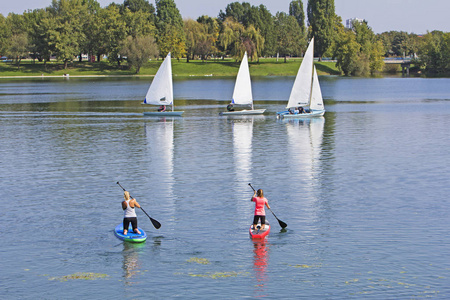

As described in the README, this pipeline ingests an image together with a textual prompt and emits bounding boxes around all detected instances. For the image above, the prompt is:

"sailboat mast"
[307,38,315,108]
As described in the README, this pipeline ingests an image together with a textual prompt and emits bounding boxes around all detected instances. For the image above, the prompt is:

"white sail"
[310,66,324,111]
[143,53,173,106]
[231,52,253,107]
[286,37,314,108]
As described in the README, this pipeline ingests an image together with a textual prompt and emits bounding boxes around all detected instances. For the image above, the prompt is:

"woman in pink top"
[251,189,271,230]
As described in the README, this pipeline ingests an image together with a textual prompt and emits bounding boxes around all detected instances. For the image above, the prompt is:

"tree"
[96,5,127,65]
[0,14,10,54]
[418,31,450,74]
[155,0,185,58]
[332,19,384,76]
[158,23,186,58]
[122,8,156,38]
[6,33,30,68]
[378,31,420,57]
[184,18,205,62]
[289,0,305,37]
[220,17,245,58]
[333,29,358,75]
[218,17,263,60]
[219,3,275,57]
[246,4,275,57]
[6,12,29,36]
[78,0,101,62]
[243,24,264,61]
[28,9,56,65]
[307,0,335,60]
[120,35,158,73]
[197,15,220,59]
[274,12,303,62]
[47,0,86,69]
[219,2,251,24]
[352,20,384,75]
[123,0,155,13]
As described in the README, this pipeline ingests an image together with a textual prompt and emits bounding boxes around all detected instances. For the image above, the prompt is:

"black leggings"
[253,215,266,225]
[123,217,138,232]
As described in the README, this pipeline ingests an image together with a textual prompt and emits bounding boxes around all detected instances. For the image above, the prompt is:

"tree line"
[0,0,449,75]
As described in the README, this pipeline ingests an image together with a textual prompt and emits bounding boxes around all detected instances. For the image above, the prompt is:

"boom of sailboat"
[142,39,325,118]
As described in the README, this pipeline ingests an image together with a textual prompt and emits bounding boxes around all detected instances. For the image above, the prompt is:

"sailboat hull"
[277,110,325,118]
[143,111,184,116]
[220,109,266,116]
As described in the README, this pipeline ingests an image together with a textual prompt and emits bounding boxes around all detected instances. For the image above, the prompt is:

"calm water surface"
[1,76,449,299]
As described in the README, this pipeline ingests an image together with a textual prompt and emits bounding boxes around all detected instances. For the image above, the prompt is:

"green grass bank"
[0,57,340,78]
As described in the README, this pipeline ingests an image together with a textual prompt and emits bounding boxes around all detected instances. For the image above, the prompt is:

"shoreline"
[0,60,429,78]
[0,59,342,78]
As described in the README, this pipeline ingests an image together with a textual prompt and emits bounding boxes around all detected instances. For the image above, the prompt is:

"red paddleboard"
[249,222,270,239]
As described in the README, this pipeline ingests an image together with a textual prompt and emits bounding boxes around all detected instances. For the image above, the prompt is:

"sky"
[1,0,449,34]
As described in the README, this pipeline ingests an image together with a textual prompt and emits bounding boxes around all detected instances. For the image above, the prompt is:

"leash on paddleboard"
[248,183,287,229]
[117,182,161,229]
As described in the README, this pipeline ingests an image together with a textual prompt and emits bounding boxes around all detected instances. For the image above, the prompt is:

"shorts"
[123,217,138,231]
[253,215,265,225]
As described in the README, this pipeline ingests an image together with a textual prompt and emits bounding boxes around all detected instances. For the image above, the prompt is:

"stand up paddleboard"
[114,224,147,243]
[249,221,270,239]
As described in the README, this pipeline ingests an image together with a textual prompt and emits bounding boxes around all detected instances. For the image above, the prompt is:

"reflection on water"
[122,242,145,283]
[283,117,324,223]
[253,240,269,297]
[145,117,175,203]
[232,118,253,184]
[122,236,162,285]
[284,117,324,182]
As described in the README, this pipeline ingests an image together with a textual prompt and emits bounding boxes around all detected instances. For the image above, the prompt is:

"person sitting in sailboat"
[158,105,166,112]
[227,104,235,111]
[298,106,304,114]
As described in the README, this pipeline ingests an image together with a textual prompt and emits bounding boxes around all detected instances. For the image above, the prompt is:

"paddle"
[117,182,161,229]
[248,183,287,229]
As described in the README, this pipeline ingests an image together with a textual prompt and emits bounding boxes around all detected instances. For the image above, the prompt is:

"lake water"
[1,76,449,299]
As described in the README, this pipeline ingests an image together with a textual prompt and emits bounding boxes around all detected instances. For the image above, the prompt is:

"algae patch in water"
[187,257,210,265]
[49,272,109,281]
[289,264,319,268]
[187,271,249,279]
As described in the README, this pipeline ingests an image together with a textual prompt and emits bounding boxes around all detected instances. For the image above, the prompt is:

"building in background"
[346,18,364,29]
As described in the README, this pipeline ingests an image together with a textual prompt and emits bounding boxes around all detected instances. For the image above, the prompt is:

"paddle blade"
[140,207,161,229]
[269,208,287,229]
[278,219,287,229]
[150,218,161,229]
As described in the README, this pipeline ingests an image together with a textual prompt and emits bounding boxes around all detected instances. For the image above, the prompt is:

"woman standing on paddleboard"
[122,191,141,235]
[251,189,271,230]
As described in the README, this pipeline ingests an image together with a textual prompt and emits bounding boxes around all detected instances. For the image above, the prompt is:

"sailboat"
[143,53,184,116]
[220,52,265,115]
[277,37,325,119]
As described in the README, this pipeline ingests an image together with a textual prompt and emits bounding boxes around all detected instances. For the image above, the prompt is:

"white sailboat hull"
[143,111,184,116]
[220,109,266,116]
[277,109,325,118]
